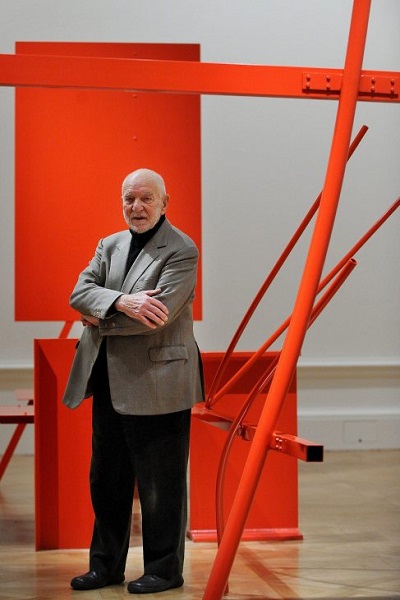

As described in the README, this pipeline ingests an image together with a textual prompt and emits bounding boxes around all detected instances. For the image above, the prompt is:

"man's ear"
[162,194,170,212]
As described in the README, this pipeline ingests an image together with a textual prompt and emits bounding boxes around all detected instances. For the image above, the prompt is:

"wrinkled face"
[122,173,169,234]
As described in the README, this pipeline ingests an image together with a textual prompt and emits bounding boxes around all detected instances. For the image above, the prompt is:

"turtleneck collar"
[129,214,166,249]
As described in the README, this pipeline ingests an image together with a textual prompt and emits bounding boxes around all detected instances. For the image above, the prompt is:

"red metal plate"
[15,42,202,321]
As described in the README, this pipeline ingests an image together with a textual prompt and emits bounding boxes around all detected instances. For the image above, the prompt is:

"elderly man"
[63,168,203,594]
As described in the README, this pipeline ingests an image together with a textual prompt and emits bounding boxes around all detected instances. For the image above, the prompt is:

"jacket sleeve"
[69,238,124,320]
[100,242,198,337]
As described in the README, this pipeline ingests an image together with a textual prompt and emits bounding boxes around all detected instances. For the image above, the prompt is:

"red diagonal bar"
[214,257,356,550]
[206,124,369,408]
[210,195,400,405]
[0,52,398,101]
[202,1,371,598]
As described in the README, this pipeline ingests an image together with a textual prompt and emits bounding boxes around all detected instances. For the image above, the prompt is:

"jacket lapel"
[121,220,170,294]
[107,232,131,290]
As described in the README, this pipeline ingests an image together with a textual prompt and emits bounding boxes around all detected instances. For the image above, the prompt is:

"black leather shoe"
[70,570,125,590]
[127,574,184,594]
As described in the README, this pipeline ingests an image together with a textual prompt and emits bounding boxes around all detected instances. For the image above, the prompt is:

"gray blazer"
[62,219,204,415]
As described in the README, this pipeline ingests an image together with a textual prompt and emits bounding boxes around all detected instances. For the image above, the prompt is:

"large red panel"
[15,42,201,321]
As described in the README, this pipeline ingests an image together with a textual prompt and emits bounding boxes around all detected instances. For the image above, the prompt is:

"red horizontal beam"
[0,53,398,102]
[270,432,323,462]
[240,428,323,462]
[0,405,34,424]
[191,405,231,430]
[191,405,323,462]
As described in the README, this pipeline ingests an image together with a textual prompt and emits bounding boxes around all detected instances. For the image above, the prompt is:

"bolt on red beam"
[270,432,323,462]
[202,2,371,598]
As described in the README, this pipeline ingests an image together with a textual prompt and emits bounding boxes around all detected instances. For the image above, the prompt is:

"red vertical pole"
[202,2,371,598]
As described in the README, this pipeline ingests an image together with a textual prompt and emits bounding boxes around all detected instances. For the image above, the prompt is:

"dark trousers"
[88,342,191,579]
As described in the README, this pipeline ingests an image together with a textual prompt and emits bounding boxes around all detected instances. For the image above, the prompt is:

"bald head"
[122,169,166,197]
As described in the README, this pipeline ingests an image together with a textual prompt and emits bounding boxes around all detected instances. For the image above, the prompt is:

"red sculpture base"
[34,339,93,550]
[188,352,301,542]
[34,341,301,549]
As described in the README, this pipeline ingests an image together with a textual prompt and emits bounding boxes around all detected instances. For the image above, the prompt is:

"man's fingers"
[144,291,169,315]
[115,290,169,325]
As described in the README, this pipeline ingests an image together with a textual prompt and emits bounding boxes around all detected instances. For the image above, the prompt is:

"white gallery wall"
[0,0,399,452]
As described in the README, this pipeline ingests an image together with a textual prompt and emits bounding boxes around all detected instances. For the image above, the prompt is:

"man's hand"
[115,288,169,329]
[81,315,100,327]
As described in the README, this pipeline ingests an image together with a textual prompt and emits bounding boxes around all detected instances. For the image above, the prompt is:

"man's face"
[122,174,168,234]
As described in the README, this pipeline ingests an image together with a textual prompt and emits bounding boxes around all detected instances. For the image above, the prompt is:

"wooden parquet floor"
[0,451,399,599]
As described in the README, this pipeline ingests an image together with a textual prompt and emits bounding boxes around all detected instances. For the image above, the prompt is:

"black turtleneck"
[124,215,166,277]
